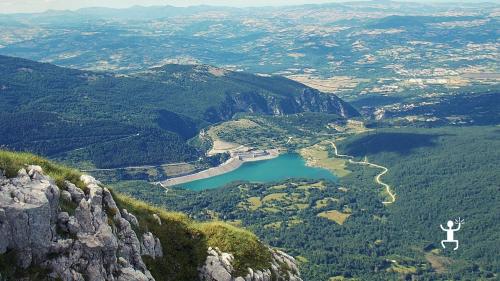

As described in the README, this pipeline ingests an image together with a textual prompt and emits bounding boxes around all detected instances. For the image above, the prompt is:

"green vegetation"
[196,222,272,276]
[314,197,339,209]
[113,177,388,280]
[112,192,273,280]
[0,151,275,281]
[337,126,500,278]
[114,125,500,280]
[0,149,85,190]
[317,210,351,225]
[0,5,498,280]
[0,56,356,170]
[209,113,350,150]
[378,91,500,127]
[300,142,351,177]
[111,192,207,281]
[0,250,51,281]
[247,197,263,210]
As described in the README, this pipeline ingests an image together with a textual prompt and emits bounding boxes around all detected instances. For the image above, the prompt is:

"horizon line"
[1,0,497,15]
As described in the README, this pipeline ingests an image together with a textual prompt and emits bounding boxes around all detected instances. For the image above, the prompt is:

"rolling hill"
[0,55,359,169]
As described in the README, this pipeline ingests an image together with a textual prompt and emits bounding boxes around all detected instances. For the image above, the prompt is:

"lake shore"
[161,149,280,187]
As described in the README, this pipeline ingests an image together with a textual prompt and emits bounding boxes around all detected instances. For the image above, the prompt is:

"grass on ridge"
[0,149,85,190]
[112,192,273,279]
[0,150,273,280]
[196,221,272,276]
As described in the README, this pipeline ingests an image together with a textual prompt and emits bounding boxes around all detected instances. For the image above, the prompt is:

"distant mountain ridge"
[3,1,497,23]
[367,15,484,29]
[138,64,360,122]
[0,55,358,169]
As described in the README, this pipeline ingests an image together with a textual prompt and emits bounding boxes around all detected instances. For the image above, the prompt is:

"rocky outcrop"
[204,88,359,123]
[0,164,302,281]
[0,166,160,281]
[199,247,302,281]
[122,208,139,228]
[141,232,163,259]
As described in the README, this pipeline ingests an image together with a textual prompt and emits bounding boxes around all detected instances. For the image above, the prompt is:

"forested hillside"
[113,126,500,280]
[337,126,500,277]
[0,2,498,281]
[0,55,358,169]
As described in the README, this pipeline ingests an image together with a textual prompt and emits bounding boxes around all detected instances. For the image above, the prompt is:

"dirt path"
[328,141,396,204]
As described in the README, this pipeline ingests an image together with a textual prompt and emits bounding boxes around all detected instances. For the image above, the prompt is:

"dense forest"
[113,125,500,280]
[211,112,347,150]
[0,4,498,281]
[0,55,357,169]
[337,126,500,276]
[383,90,500,127]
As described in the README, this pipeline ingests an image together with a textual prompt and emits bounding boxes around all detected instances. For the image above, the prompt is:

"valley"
[0,56,357,172]
[114,126,500,281]
[0,1,499,281]
[328,141,395,204]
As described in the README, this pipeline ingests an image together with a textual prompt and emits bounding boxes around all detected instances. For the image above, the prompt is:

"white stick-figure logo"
[440,218,463,250]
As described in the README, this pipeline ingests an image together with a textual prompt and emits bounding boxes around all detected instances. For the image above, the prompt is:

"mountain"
[0,150,303,281]
[138,64,360,122]
[76,5,242,21]
[0,55,359,169]
[368,15,482,29]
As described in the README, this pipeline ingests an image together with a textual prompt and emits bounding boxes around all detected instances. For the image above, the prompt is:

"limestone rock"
[122,208,139,228]
[199,247,233,281]
[61,190,72,202]
[141,232,163,259]
[65,181,84,203]
[152,213,162,225]
[199,247,302,281]
[0,168,155,281]
[0,165,301,281]
[27,165,44,180]
[117,267,150,281]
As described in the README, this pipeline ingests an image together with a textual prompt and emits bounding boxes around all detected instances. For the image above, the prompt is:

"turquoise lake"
[177,153,337,191]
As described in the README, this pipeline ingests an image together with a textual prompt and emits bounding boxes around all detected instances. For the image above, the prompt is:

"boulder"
[122,208,139,228]
[141,232,163,259]
[61,190,72,202]
[199,247,302,281]
[65,181,85,203]
[0,169,155,281]
[152,213,162,226]
[199,247,233,281]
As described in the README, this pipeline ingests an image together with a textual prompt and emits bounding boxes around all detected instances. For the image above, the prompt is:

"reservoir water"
[176,153,337,191]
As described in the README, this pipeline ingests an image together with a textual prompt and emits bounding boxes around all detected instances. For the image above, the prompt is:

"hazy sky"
[0,0,491,14]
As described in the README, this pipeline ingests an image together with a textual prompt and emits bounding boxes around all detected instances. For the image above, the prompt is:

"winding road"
[328,141,396,205]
